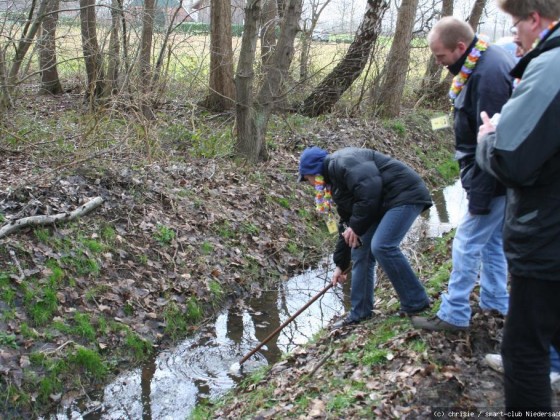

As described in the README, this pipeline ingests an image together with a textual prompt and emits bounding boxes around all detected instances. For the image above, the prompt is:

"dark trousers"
[501,275,560,410]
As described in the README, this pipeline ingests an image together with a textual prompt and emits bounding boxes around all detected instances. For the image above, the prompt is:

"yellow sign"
[326,215,338,234]
[430,115,451,131]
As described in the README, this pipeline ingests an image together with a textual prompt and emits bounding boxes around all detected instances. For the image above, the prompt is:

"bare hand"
[342,227,361,248]
[478,111,496,142]
[331,266,348,287]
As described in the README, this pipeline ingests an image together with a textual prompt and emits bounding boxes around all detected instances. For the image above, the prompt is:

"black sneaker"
[330,316,362,330]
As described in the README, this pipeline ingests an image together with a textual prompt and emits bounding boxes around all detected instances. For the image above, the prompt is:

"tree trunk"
[202,0,236,111]
[260,0,278,66]
[468,0,487,31]
[234,0,262,161]
[373,0,418,118]
[299,0,388,117]
[253,0,302,160]
[299,0,332,81]
[235,0,301,162]
[117,0,131,94]
[106,0,121,95]
[0,0,49,109]
[80,0,105,102]
[139,0,155,118]
[416,0,453,106]
[39,0,63,95]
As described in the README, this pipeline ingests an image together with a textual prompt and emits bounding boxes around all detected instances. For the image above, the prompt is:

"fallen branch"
[0,196,104,239]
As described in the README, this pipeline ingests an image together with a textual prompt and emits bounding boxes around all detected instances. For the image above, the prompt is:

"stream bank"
[0,97,457,418]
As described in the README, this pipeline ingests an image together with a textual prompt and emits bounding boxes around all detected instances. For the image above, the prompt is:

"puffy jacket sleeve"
[345,161,383,236]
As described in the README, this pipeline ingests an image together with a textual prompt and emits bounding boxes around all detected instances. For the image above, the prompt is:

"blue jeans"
[437,196,508,327]
[349,204,430,321]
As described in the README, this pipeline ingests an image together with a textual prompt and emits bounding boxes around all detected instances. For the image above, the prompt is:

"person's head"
[498,0,560,52]
[428,16,475,67]
[298,146,328,186]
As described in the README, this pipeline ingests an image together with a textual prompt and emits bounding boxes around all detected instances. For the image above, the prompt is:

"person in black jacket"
[412,16,515,332]
[298,146,432,328]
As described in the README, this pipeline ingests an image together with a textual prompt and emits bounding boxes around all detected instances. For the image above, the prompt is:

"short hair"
[497,0,560,20]
[428,17,475,50]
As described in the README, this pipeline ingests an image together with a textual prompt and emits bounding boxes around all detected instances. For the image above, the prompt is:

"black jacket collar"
[447,37,478,76]
[511,21,560,79]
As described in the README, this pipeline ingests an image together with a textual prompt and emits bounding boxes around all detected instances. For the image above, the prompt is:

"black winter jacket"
[451,38,514,214]
[476,23,560,280]
[323,148,432,271]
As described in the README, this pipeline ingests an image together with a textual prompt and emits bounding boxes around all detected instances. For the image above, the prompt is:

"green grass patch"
[69,346,108,379]
[208,279,224,301]
[163,306,187,339]
[154,224,176,245]
[200,241,213,254]
[73,312,97,340]
[27,286,58,326]
[0,331,18,348]
[125,330,153,361]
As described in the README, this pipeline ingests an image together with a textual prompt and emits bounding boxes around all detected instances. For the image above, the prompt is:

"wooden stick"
[0,196,104,239]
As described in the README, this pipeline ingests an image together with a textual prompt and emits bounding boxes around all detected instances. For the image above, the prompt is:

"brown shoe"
[410,315,467,332]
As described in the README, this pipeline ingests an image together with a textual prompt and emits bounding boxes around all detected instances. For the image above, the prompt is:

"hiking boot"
[411,315,467,332]
[398,300,432,317]
[484,353,504,373]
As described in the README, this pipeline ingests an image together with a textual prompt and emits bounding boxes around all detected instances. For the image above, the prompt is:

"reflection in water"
[420,179,467,237]
[54,181,466,420]
[58,265,346,419]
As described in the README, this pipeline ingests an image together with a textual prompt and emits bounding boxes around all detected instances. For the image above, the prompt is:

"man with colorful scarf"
[412,17,515,332]
[477,0,560,411]
[298,147,432,328]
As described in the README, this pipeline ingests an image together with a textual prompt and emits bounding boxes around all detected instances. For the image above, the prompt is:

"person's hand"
[331,266,348,287]
[342,226,361,248]
[478,111,496,142]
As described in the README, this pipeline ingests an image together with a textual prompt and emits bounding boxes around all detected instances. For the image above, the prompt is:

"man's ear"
[528,11,541,31]
[456,41,468,54]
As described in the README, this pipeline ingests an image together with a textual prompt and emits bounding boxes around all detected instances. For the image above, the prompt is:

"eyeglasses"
[510,17,525,34]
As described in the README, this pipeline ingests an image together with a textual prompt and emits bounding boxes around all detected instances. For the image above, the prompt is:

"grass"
[73,313,97,340]
[208,280,224,301]
[125,330,153,361]
[0,331,18,348]
[200,241,214,254]
[162,298,203,340]
[69,346,108,379]
[154,224,176,245]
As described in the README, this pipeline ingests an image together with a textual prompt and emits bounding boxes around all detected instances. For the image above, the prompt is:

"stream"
[52,180,467,419]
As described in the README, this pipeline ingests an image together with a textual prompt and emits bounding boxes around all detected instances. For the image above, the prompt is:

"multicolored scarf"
[314,175,333,214]
[449,38,489,101]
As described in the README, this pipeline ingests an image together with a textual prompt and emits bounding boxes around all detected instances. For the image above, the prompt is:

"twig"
[307,348,334,378]
[39,340,76,356]
[7,246,25,282]
[0,196,104,239]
